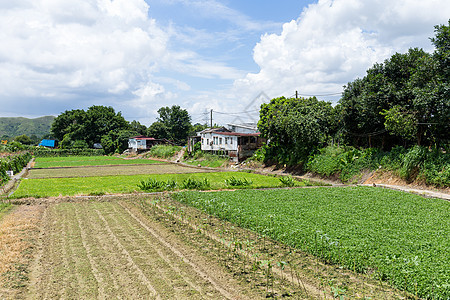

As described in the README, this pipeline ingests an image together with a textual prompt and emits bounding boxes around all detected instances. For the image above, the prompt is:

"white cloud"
[0,0,169,110]
[234,0,450,101]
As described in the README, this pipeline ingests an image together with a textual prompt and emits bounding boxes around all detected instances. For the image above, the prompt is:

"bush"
[148,145,182,158]
[138,178,177,191]
[180,178,210,190]
[0,152,32,186]
[279,175,296,187]
[225,176,252,187]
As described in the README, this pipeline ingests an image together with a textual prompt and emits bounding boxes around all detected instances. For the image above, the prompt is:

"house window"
[219,137,222,145]
[230,137,233,144]
[225,137,228,144]
[206,139,209,145]
[201,138,204,145]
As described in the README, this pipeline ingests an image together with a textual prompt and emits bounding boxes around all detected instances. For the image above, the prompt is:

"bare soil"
[23,199,263,299]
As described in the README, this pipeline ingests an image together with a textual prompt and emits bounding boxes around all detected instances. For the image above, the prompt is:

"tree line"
[50,105,204,154]
[258,21,449,165]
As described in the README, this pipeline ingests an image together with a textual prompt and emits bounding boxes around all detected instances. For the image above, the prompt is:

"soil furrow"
[118,202,237,300]
[94,207,161,299]
[108,203,207,298]
[73,204,105,299]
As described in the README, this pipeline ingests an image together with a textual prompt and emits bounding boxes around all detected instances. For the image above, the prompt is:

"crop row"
[172,187,450,299]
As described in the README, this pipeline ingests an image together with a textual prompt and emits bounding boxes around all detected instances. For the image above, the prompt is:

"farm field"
[33,155,164,168]
[3,154,446,299]
[173,187,450,299]
[12,171,304,198]
[27,163,211,178]
[23,199,262,299]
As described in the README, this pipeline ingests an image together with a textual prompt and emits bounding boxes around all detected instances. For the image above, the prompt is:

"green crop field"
[173,187,450,299]
[11,172,309,198]
[33,156,164,168]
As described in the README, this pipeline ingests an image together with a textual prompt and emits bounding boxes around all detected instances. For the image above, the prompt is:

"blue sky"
[0,0,449,126]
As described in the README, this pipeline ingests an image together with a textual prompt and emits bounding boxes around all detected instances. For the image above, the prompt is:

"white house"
[199,127,265,162]
[128,136,171,153]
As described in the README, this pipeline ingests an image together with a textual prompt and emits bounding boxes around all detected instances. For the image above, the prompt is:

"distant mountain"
[0,116,55,138]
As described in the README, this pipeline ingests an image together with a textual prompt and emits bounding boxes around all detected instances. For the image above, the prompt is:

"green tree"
[258,97,336,165]
[130,120,147,135]
[149,105,191,144]
[14,134,33,145]
[51,106,130,148]
[101,129,138,154]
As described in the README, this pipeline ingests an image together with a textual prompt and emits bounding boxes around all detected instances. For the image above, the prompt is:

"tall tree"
[51,106,130,148]
[150,105,191,144]
[258,97,336,165]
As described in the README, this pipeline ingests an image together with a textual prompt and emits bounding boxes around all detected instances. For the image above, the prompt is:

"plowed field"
[25,200,260,299]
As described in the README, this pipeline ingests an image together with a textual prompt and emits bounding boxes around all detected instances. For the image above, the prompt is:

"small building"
[128,136,172,153]
[227,123,258,134]
[38,139,57,148]
[199,127,265,162]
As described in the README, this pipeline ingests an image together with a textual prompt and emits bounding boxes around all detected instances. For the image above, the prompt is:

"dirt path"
[25,200,260,299]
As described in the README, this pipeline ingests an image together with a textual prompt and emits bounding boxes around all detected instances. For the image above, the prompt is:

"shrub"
[225,176,252,187]
[180,178,210,190]
[279,175,296,187]
[138,178,178,191]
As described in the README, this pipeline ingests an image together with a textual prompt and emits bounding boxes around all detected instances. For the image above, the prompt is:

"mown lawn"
[11,172,309,198]
[172,187,450,299]
[34,156,164,168]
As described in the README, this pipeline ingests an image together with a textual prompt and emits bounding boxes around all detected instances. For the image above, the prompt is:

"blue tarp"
[38,139,56,147]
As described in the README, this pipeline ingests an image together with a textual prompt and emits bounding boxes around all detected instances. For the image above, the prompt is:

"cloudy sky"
[0,0,449,125]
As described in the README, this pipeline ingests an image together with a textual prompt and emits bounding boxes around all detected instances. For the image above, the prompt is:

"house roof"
[198,127,231,134]
[209,132,261,137]
[130,135,156,140]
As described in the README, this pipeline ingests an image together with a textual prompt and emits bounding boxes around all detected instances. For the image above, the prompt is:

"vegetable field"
[33,155,164,168]
[173,187,450,299]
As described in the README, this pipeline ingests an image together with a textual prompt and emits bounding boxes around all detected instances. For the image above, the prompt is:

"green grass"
[34,156,164,168]
[146,145,182,159]
[11,172,312,198]
[172,187,450,299]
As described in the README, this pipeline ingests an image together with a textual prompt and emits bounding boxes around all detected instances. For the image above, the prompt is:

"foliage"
[0,116,54,139]
[101,129,138,154]
[180,177,210,190]
[278,175,296,187]
[225,176,252,187]
[339,23,450,147]
[173,187,450,299]
[147,145,182,158]
[51,105,130,148]
[258,96,336,166]
[14,134,34,145]
[148,105,191,144]
[129,120,147,135]
[0,152,32,186]
[138,178,177,191]
[307,145,449,186]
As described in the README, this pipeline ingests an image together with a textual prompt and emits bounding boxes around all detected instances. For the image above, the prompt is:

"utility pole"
[210,109,213,128]
[295,90,298,99]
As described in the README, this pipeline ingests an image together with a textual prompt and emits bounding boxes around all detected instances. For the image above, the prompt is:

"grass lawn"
[34,156,164,168]
[11,171,311,198]
[173,187,450,299]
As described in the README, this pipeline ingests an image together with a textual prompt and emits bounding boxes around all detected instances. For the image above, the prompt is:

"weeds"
[279,175,296,187]
[225,176,252,187]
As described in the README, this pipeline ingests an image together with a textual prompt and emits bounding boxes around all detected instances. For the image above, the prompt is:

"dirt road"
[24,200,259,299]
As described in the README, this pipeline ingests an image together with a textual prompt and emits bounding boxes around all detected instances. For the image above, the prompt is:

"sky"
[0,0,449,126]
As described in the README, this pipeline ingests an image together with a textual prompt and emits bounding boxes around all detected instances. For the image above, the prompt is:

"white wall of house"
[200,133,238,151]
[128,139,148,151]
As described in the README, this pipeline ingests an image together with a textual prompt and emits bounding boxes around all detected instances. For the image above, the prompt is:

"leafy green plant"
[138,178,178,191]
[225,176,252,187]
[147,145,182,158]
[279,175,296,187]
[180,177,210,190]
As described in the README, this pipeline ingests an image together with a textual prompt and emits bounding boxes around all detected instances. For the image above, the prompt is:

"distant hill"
[0,116,55,138]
